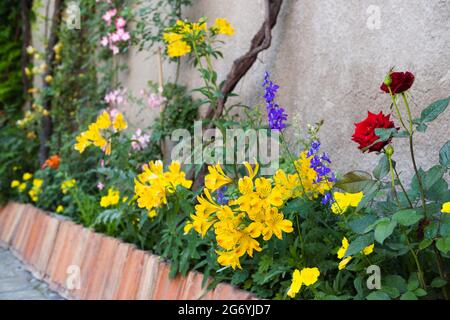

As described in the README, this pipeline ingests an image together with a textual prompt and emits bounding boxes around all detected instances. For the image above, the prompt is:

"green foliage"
[0,2,25,119]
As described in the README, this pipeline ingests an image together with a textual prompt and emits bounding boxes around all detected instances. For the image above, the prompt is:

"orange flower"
[42,155,60,170]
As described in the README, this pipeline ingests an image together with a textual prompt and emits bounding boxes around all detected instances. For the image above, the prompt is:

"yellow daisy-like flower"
[262,207,293,241]
[18,183,27,192]
[163,32,183,43]
[23,173,33,181]
[442,202,450,214]
[167,40,191,58]
[11,180,20,188]
[214,18,235,36]
[61,179,76,194]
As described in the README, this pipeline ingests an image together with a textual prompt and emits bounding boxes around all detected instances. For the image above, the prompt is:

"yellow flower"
[337,236,349,259]
[74,132,90,153]
[18,183,27,192]
[216,249,241,269]
[100,188,120,207]
[331,191,364,214]
[362,243,374,255]
[28,178,43,202]
[26,46,35,55]
[134,160,193,217]
[338,256,353,270]
[96,111,111,129]
[112,113,127,131]
[184,222,194,235]
[25,67,32,76]
[23,173,33,181]
[61,179,76,194]
[56,205,64,213]
[214,18,235,36]
[287,267,320,298]
[293,152,332,199]
[163,32,183,43]
[11,180,20,188]
[287,269,302,298]
[442,202,450,214]
[204,163,232,192]
[44,75,53,83]
[300,267,320,286]
[262,207,293,241]
[167,40,191,58]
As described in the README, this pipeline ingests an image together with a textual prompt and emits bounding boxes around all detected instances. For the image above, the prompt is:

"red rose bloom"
[380,71,415,94]
[352,111,396,152]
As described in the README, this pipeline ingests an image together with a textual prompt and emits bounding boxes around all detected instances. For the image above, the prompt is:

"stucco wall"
[37,0,450,178]
[121,0,450,178]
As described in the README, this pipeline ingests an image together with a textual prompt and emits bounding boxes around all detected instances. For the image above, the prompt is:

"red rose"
[380,71,415,94]
[352,111,396,152]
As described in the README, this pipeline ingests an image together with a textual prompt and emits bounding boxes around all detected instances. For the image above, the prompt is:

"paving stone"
[0,247,63,300]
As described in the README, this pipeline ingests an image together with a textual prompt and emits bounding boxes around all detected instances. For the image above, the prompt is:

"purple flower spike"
[262,72,287,131]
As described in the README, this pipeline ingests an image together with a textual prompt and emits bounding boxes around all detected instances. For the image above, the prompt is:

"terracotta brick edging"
[0,202,258,300]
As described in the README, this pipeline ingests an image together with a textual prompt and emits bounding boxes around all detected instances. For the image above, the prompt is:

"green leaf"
[392,209,424,226]
[422,165,446,190]
[348,215,378,234]
[373,155,390,180]
[344,233,374,257]
[374,219,397,244]
[436,236,450,254]
[407,274,420,291]
[414,288,427,297]
[383,275,407,293]
[416,97,450,124]
[400,291,418,300]
[335,170,376,193]
[366,291,391,300]
[381,286,400,299]
[431,277,447,288]
[418,239,433,250]
[439,140,450,167]
[374,128,398,142]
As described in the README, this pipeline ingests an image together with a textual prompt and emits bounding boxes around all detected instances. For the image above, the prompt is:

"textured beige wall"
[35,0,450,178]
[120,0,450,179]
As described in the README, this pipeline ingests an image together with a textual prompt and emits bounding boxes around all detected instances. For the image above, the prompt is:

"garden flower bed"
[1,0,449,301]
[0,202,256,300]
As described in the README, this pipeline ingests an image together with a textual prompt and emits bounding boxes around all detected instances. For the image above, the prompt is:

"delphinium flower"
[306,140,336,205]
[262,72,288,131]
[216,186,229,205]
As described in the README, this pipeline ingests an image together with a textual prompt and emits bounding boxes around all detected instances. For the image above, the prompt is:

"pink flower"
[147,93,166,109]
[104,89,127,106]
[100,36,109,47]
[110,45,119,55]
[131,129,151,151]
[115,17,126,29]
[97,182,105,190]
[102,9,117,25]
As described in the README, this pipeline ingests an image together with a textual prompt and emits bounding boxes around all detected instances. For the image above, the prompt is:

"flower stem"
[387,153,401,208]
[393,165,413,208]
[280,131,306,193]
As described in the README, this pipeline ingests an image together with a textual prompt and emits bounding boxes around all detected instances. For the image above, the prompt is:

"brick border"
[0,202,257,300]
